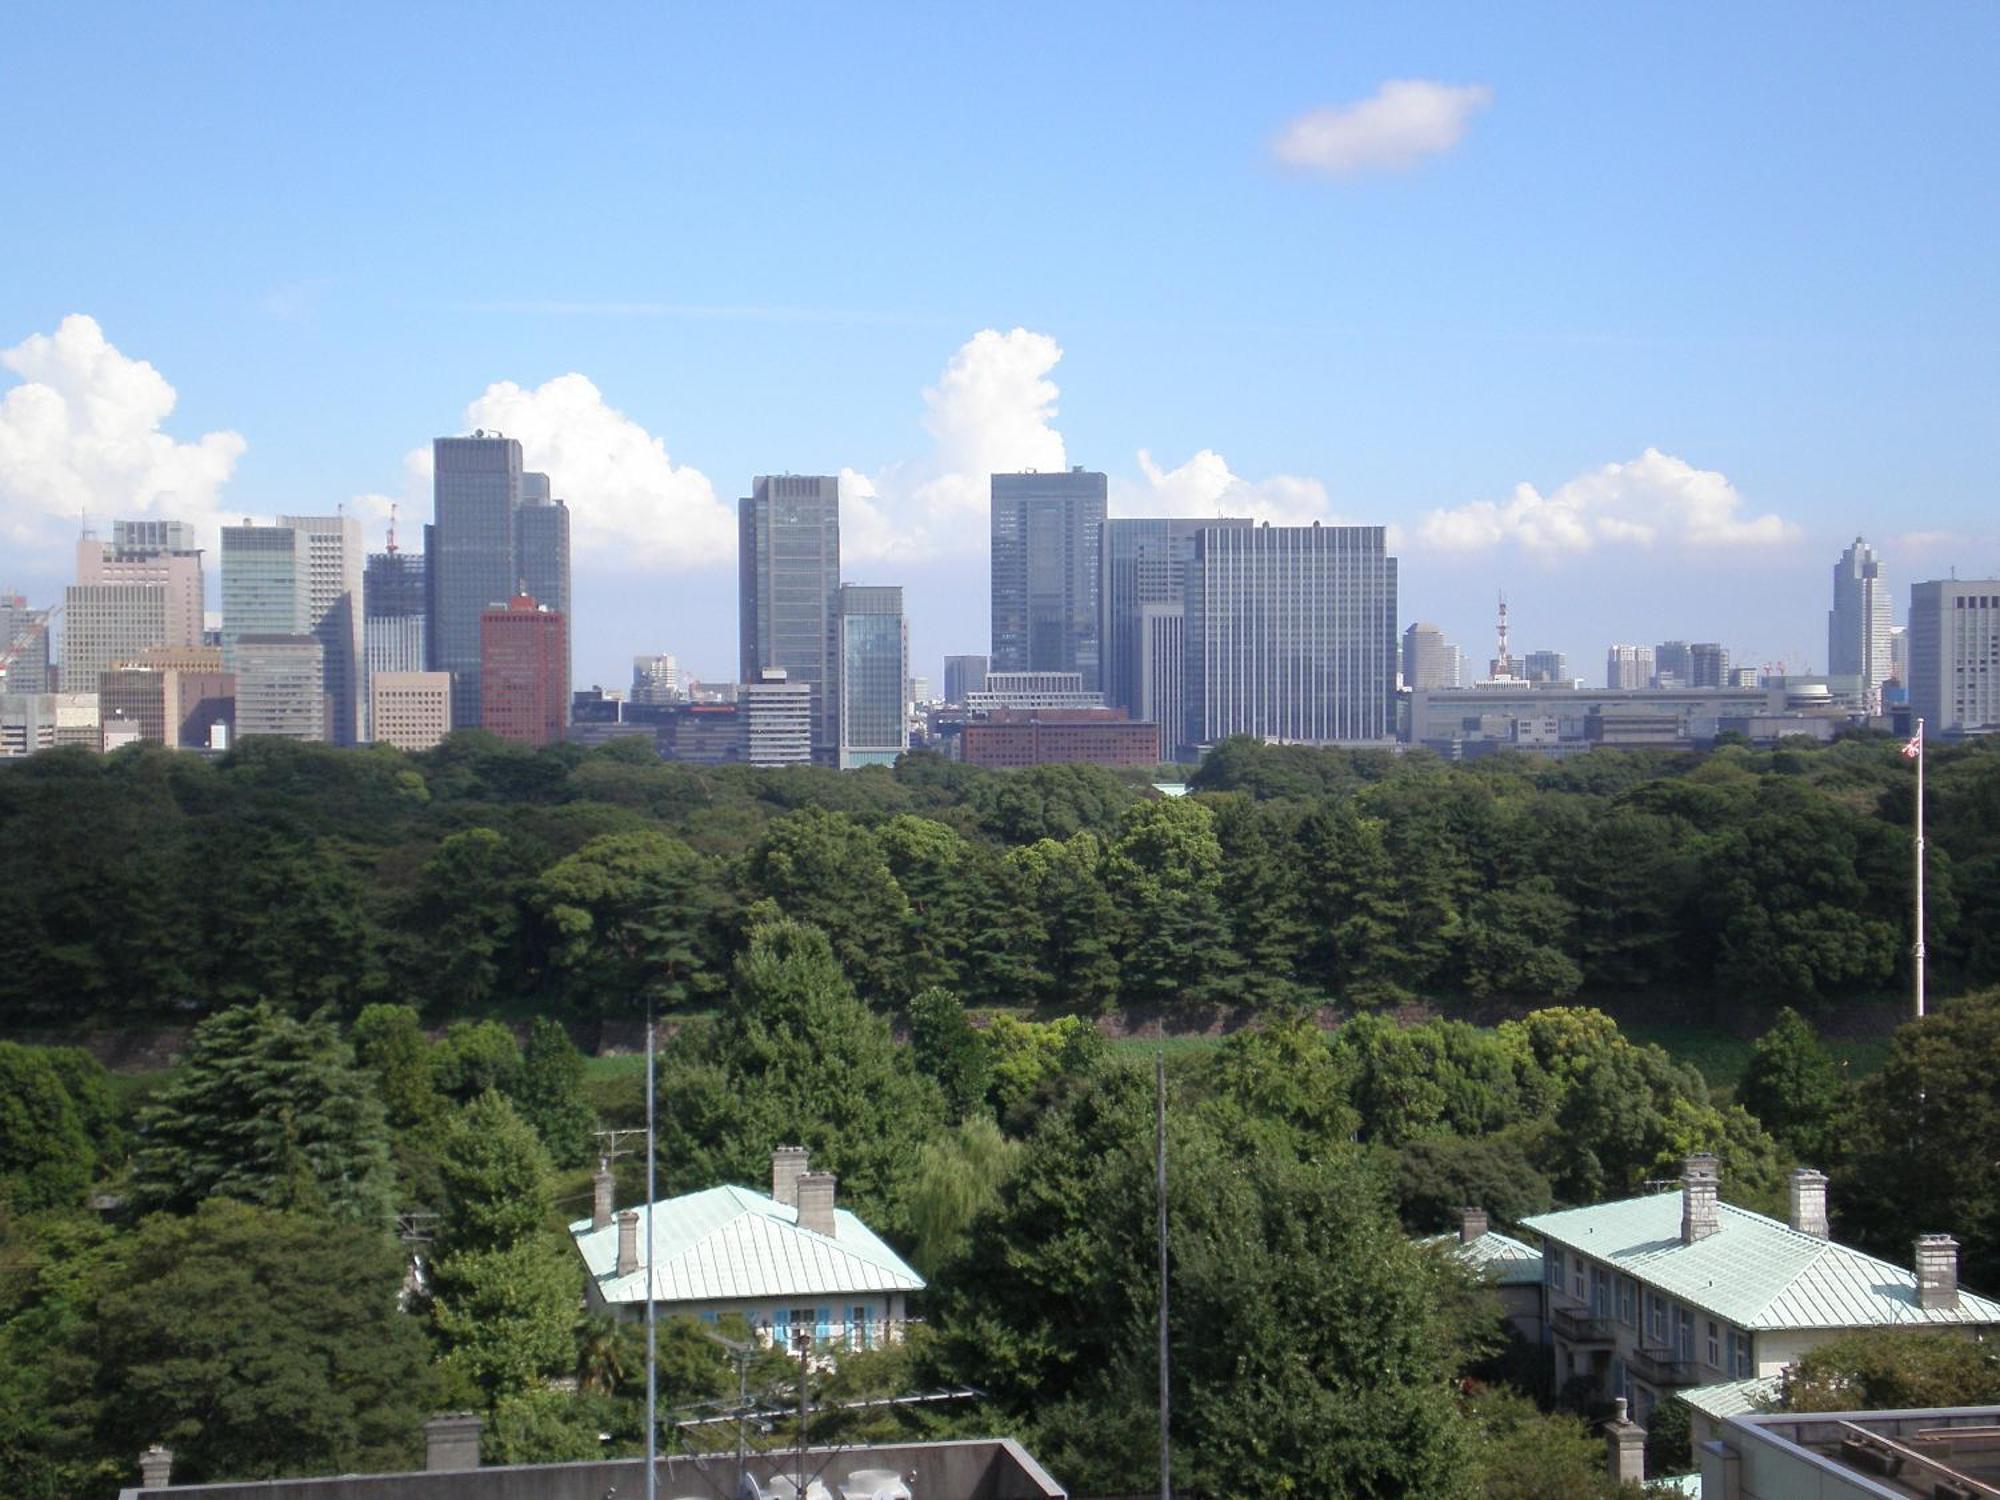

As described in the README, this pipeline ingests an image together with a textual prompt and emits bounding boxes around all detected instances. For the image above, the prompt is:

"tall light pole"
[645,1000,658,1500]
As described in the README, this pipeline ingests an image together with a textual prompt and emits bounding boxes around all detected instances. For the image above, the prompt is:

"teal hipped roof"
[569,1184,925,1307]
[1420,1228,1545,1286]
[1679,1376,1783,1421]
[1523,1192,2000,1332]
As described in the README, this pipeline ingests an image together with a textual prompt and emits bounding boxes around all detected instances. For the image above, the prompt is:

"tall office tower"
[1606,644,1655,690]
[364,550,428,676]
[738,475,841,761]
[276,514,364,746]
[942,655,989,705]
[1688,642,1730,689]
[479,594,569,748]
[1653,640,1693,687]
[740,667,813,767]
[432,433,525,729]
[1830,537,1893,713]
[1101,517,1252,751]
[1889,625,1909,693]
[61,584,168,693]
[631,653,684,705]
[515,473,571,614]
[369,671,453,752]
[1401,622,1456,690]
[235,635,326,741]
[836,585,908,768]
[1522,649,1570,686]
[1909,580,2000,735]
[77,523,205,651]
[0,595,53,694]
[1185,524,1397,748]
[990,468,1108,691]
[220,523,309,667]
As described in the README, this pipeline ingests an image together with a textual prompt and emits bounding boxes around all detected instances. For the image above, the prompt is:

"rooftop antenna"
[1495,592,1512,676]
[386,502,400,555]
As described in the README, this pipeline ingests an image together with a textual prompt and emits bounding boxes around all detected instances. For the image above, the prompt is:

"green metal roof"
[1522,1192,2000,1332]
[1420,1227,1545,1286]
[569,1183,924,1307]
[1679,1375,1783,1421]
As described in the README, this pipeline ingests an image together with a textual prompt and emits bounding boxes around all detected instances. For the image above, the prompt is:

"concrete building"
[1690,642,1731,690]
[0,594,53,694]
[1408,682,1819,756]
[60,583,169,694]
[1102,517,1251,756]
[1908,580,2000,736]
[1607,644,1656,690]
[370,671,453,752]
[220,522,308,667]
[1185,524,1398,748]
[74,525,204,660]
[234,635,326,741]
[942,653,989,705]
[277,514,365,746]
[571,1146,923,1347]
[1524,1158,2000,1442]
[630,652,683,704]
[740,667,812,767]
[1831,537,1894,715]
[1522,649,1570,686]
[1655,640,1694,687]
[1700,1404,2000,1500]
[739,474,842,761]
[1403,622,1459,691]
[990,468,1107,691]
[1421,1207,1544,1347]
[965,671,1105,712]
[478,594,568,748]
[97,646,232,749]
[0,692,101,756]
[514,472,572,619]
[958,709,1161,769]
[836,584,908,768]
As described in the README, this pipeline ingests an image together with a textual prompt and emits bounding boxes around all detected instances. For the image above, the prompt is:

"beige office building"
[369,671,452,751]
[234,635,325,742]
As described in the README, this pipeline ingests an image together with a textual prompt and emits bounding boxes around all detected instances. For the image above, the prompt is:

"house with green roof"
[1521,1155,2000,1448]
[569,1146,923,1351]
[1420,1206,1546,1346]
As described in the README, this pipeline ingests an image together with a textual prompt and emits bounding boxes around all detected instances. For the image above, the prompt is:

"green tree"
[741,809,911,1002]
[906,986,993,1123]
[131,1004,394,1225]
[0,1043,96,1212]
[1010,834,1119,1011]
[1298,805,1411,1002]
[436,1091,556,1253]
[90,1200,437,1484]
[0,1213,121,1500]
[1102,798,1235,1008]
[1469,1387,1640,1500]
[350,1002,445,1132]
[430,1019,522,1104]
[533,829,721,1011]
[401,827,529,1013]
[511,1017,597,1167]
[1211,795,1309,1007]
[906,1116,1019,1277]
[1738,1008,1847,1166]
[1781,1329,2000,1412]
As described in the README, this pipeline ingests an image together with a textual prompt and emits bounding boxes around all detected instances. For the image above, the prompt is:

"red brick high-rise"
[479,594,568,747]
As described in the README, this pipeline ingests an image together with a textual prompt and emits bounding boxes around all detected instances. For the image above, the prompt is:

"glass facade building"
[738,475,841,762]
[1830,537,1892,714]
[837,585,908,768]
[431,434,523,729]
[1185,524,1397,748]
[1101,516,1251,760]
[990,469,1108,691]
[277,514,364,746]
[220,524,309,667]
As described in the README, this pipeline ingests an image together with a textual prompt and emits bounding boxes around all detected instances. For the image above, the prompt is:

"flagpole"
[1914,718,1926,1020]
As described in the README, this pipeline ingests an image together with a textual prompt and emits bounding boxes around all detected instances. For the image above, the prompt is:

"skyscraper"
[277,514,364,746]
[1606,644,1655,690]
[1,595,54,694]
[1653,640,1693,687]
[60,584,167,696]
[431,433,523,729]
[1688,642,1730,690]
[942,655,989,705]
[836,585,908,769]
[1102,517,1251,753]
[1402,623,1457,690]
[479,593,569,748]
[1830,537,1893,714]
[220,523,309,665]
[78,524,205,651]
[738,475,841,761]
[1522,649,1570,686]
[365,550,427,672]
[1185,524,1397,748]
[631,653,683,705]
[1908,580,2000,735]
[990,469,1108,691]
[234,635,326,741]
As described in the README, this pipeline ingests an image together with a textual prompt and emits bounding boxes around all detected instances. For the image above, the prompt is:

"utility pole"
[645,1001,657,1500]
[796,1329,813,1500]
[1156,1048,1171,1500]
[1913,718,1927,1019]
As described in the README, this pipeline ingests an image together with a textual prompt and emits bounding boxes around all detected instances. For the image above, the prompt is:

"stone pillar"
[1681,1154,1720,1243]
[424,1412,482,1472]
[1787,1168,1829,1238]
[1604,1396,1646,1487]
[616,1208,640,1277]
[138,1445,173,1489]
[772,1144,810,1207]
[592,1160,615,1230]
[797,1171,837,1237]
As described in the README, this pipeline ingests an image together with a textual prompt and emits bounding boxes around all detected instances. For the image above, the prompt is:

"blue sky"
[3,2,1996,689]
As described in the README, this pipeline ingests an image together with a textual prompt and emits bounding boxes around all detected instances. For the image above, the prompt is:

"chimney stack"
[616,1208,640,1277]
[772,1144,810,1208]
[1458,1206,1489,1245]
[1681,1154,1721,1244]
[1788,1168,1829,1238]
[1915,1234,1960,1311]
[592,1159,615,1230]
[424,1413,482,1471]
[1604,1397,1647,1487]
[138,1445,174,1489]
[797,1171,837,1237]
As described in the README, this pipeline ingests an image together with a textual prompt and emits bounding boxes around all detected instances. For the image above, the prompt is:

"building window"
[1546,1251,1563,1290]
[789,1308,815,1347]
[1618,1275,1637,1328]
[1707,1320,1720,1369]
[1678,1307,1695,1361]
[851,1304,871,1350]
[1573,1254,1587,1301]
[1733,1331,1753,1378]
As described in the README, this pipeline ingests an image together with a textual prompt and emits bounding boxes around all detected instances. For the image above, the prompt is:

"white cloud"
[1416,448,1800,555]
[459,372,732,570]
[1272,79,1492,176]
[0,314,245,554]
[1121,448,1348,528]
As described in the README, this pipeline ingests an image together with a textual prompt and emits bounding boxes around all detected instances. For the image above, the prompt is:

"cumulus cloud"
[1416,448,1799,555]
[0,314,245,554]
[459,372,733,570]
[1272,79,1492,176]
[1120,449,1348,528]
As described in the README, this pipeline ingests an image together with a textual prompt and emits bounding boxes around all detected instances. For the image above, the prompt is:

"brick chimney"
[1458,1206,1489,1245]
[1681,1153,1721,1244]
[1915,1234,1960,1311]
[423,1413,482,1472]
[1604,1397,1646,1486]
[138,1445,174,1489]
[616,1208,640,1277]
[797,1171,837,1237]
[592,1159,615,1231]
[1787,1168,1829,1238]
[772,1144,810,1208]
